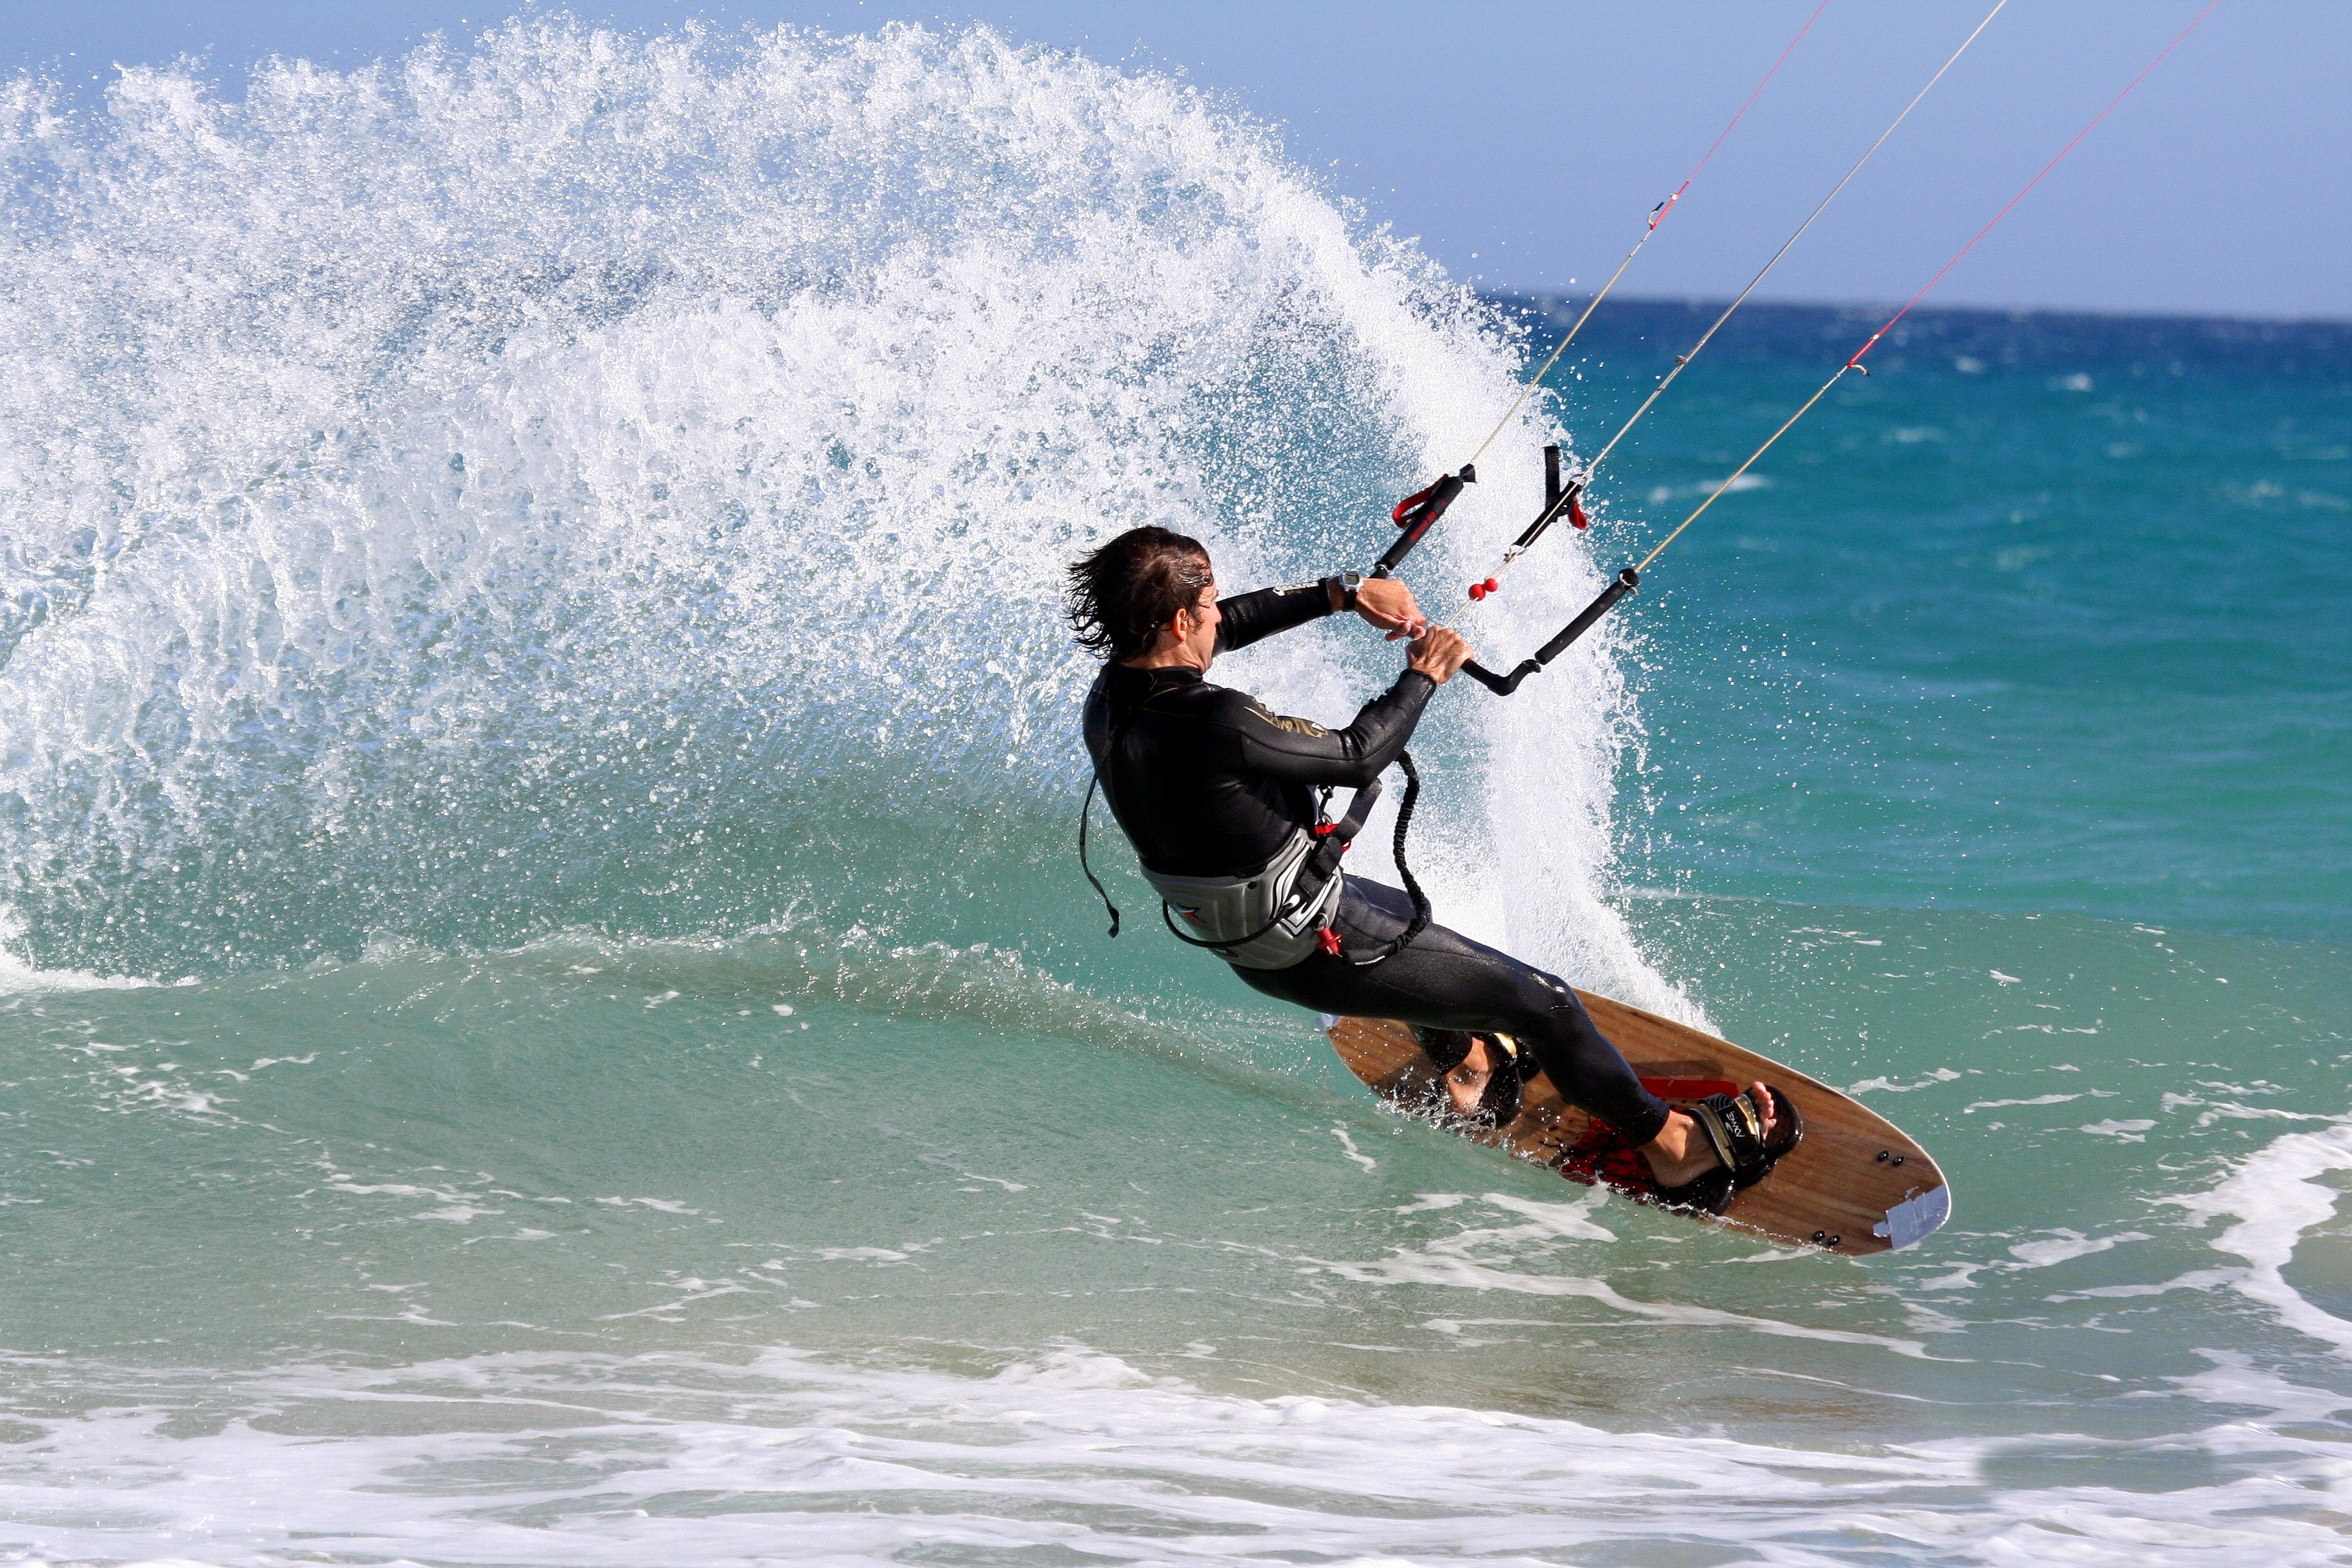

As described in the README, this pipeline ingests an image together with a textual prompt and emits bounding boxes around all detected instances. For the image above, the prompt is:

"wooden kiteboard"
[1328,991,1950,1256]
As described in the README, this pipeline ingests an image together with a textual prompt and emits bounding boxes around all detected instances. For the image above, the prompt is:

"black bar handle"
[1512,475,1586,552]
[1462,656,1540,696]
[1462,568,1639,697]
[1372,463,1475,578]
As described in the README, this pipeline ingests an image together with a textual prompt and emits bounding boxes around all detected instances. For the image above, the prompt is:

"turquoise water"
[1522,297,2352,945]
[4,21,2351,1567]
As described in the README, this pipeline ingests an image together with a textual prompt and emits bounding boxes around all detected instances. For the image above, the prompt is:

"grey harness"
[1140,780,1380,969]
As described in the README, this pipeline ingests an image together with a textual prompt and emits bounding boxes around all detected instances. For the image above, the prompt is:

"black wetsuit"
[1081,582,1673,1145]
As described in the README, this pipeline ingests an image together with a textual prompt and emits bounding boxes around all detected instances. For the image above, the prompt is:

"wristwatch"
[1333,571,1363,612]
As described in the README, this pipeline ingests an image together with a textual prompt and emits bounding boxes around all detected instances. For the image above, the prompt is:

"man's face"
[1443,1036,1497,1118]
[1179,568,1220,668]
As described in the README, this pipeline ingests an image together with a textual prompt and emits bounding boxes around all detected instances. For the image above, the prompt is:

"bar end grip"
[1467,569,1640,698]
[1463,658,1539,696]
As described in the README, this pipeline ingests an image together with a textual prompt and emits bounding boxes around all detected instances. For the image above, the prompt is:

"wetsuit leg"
[1232,879,1673,1145]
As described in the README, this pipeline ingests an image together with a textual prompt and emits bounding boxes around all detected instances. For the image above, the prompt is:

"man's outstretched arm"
[1216,576,1426,655]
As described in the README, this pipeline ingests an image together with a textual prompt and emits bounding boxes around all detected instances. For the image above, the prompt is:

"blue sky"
[14,1,2347,319]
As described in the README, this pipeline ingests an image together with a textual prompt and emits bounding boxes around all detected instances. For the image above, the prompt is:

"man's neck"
[1120,648,1209,673]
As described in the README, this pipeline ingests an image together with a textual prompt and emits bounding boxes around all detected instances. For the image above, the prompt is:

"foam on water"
[2166,1116,2352,1358]
[5,904,2350,1563]
[5,1342,2352,1568]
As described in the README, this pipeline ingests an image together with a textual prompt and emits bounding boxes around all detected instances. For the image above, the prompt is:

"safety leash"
[1076,773,1121,937]
[1335,752,1432,967]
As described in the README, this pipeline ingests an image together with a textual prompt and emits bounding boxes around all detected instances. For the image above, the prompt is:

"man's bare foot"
[1638,1079,1778,1188]
[1441,1036,1499,1117]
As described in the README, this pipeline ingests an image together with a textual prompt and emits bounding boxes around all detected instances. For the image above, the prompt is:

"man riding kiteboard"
[1068,526,1797,1210]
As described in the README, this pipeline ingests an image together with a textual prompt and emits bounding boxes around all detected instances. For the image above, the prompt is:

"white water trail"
[0,19,1673,1016]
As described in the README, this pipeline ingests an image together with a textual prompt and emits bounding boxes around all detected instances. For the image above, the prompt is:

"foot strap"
[1686,1087,1803,1191]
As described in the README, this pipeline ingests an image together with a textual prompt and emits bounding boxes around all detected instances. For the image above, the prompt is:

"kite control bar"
[1460,444,1633,696]
[1524,444,1591,549]
[1462,568,1639,696]
[1368,447,1634,698]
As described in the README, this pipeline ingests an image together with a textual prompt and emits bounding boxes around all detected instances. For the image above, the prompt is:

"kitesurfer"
[1069,526,1793,1207]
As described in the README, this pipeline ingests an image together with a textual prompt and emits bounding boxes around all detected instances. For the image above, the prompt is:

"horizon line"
[1481,288,2352,333]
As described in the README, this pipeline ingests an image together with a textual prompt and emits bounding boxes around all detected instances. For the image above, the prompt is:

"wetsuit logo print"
[1248,706,1328,737]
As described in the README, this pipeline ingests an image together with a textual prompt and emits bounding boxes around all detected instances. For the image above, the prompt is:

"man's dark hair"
[1065,526,1212,661]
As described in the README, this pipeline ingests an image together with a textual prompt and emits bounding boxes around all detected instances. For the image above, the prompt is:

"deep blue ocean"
[3,21,2349,1567]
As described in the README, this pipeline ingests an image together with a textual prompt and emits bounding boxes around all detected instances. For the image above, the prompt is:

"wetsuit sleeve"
[1214,582,1336,654]
[1212,671,1436,788]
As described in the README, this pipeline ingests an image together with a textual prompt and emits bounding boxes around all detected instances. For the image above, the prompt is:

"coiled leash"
[1335,751,1432,968]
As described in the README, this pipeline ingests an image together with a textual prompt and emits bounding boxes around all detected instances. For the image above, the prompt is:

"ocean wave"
[1,17,1654,1008]
[0,906,174,993]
